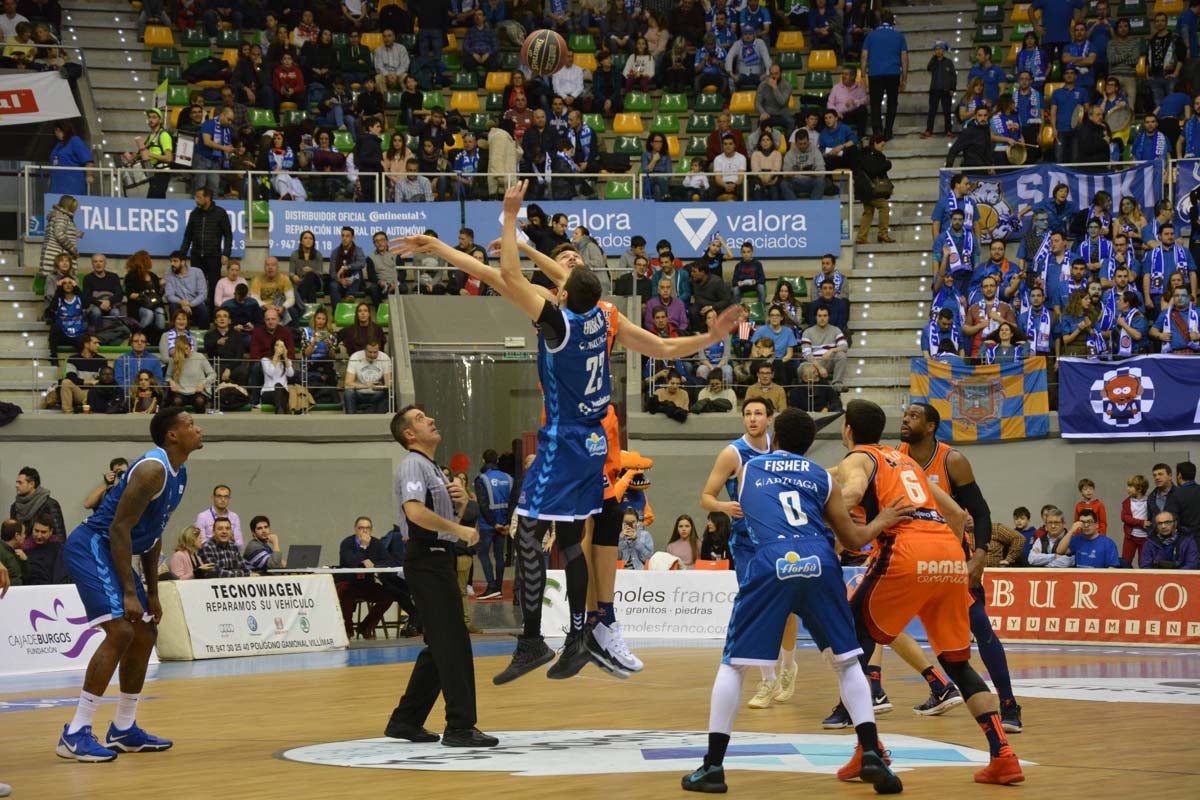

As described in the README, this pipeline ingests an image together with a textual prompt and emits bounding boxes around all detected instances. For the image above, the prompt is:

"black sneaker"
[873,689,893,714]
[546,629,592,680]
[1000,701,1023,733]
[681,762,727,793]
[859,751,904,795]
[913,685,963,716]
[493,636,554,685]
[441,727,499,748]
[822,701,852,729]
[383,718,440,742]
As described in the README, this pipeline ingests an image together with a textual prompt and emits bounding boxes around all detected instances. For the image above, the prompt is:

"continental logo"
[916,559,969,583]
[776,551,821,581]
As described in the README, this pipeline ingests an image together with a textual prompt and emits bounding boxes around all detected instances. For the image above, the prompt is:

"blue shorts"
[517,422,606,521]
[723,540,862,666]
[730,527,756,585]
[64,527,150,627]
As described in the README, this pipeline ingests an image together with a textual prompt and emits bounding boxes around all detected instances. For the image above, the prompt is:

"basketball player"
[57,408,202,762]
[683,409,908,795]
[837,400,1024,785]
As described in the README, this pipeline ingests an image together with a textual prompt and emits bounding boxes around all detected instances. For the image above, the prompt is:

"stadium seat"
[568,33,596,52]
[1042,81,1062,103]
[583,112,605,132]
[775,30,805,51]
[808,49,837,71]
[974,23,1003,43]
[777,50,804,70]
[279,101,299,112]
[334,302,357,328]
[1010,3,1031,22]
[166,85,190,106]
[467,113,491,132]
[613,134,643,154]
[743,300,766,324]
[1011,22,1034,41]
[1136,54,1147,78]
[376,304,390,327]
[687,113,715,133]
[216,29,242,49]
[729,91,756,113]
[666,135,680,158]
[1118,0,1147,17]
[806,71,833,90]
[399,33,417,51]
[777,275,808,298]
[444,132,465,153]
[361,32,383,51]
[331,32,348,48]
[451,71,478,90]
[143,25,174,48]
[573,52,597,72]
[1128,16,1148,35]
[977,3,1003,23]
[187,47,212,65]
[281,109,308,128]
[444,33,458,53]
[443,53,462,71]
[251,201,269,226]
[158,65,184,83]
[1006,43,1020,65]
[603,178,634,199]
[728,113,752,131]
[423,91,444,110]
[694,91,723,112]
[684,135,707,155]
[484,71,510,91]
[499,50,519,71]
[32,272,44,295]
[624,91,652,112]
[694,559,730,571]
[221,47,238,68]
[1154,0,1184,14]
[650,113,678,134]
[181,28,207,48]
[151,46,179,65]
[385,91,403,109]
[658,93,687,113]
[333,130,355,151]
[406,133,420,151]
[613,113,644,134]
[675,156,692,173]
[248,108,277,128]
[485,91,505,111]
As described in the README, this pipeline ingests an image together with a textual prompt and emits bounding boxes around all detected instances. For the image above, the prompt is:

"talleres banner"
[1058,355,1200,439]
[0,72,81,127]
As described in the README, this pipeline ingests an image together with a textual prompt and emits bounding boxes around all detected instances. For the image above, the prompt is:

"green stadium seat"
[485,91,504,111]
[777,50,804,70]
[1011,22,1034,41]
[385,90,403,109]
[334,302,357,328]
[728,113,752,131]
[624,91,652,112]
[583,112,605,132]
[151,46,179,65]
[977,3,1004,22]
[376,304,390,327]
[742,300,766,324]
[331,32,348,48]
[443,53,462,71]
[166,85,190,106]
[974,23,1003,43]
[806,71,833,89]
[423,91,444,110]
[694,92,723,112]
[400,33,417,50]
[687,113,715,133]
[451,71,478,90]
[650,113,678,134]
[603,178,634,199]
[32,273,44,295]
[467,113,491,133]
[248,108,276,128]
[406,133,420,151]
[777,275,809,298]
[250,200,269,225]
[181,28,208,48]
[216,29,242,48]
[157,65,184,83]
[684,135,708,156]
[568,33,596,52]
[1128,16,1148,35]
[187,47,212,65]
[611,53,628,72]
[675,156,693,173]
[333,130,355,152]
[280,109,308,128]
[499,50,519,70]
[658,93,687,113]
[613,135,643,155]
[1117,0,1146,17]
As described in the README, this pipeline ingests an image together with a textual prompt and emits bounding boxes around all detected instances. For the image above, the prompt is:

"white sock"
[835,659,875,726]
[67,691,101,735]
[113,692,140,730]
[779,647,796,671]
[758,665,777,682]
[709,663,747,735]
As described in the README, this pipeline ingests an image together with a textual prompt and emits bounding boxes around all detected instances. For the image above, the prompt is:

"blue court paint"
[0,696,127,713]
[643,743,800,760]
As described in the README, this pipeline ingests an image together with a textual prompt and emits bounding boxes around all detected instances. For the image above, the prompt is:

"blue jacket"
[475,466,513,531]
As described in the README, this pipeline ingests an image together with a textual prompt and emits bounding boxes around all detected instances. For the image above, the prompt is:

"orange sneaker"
[975,753,1024,785]
[837,741,890,781]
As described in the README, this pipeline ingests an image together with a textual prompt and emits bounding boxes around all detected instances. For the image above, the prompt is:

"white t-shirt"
[0,12,28,42]
[712,151,747,185]
[342,0,365,15]
[347,349,392,387]
[1129,496,1149,538]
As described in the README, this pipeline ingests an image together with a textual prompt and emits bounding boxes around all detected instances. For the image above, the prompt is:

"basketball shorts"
[730,527,755,585]
[723,540,861,666]
[852,534,973,662]
[517,422,607,521]
[601,405,621,501]
[64,526,151,628]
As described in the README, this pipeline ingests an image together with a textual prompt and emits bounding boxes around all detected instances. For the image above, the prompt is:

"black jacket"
[856,148,892,201]
[1074,119,1111,164]
[1165,482,1200,537]
[180,204,232,259]
[356,132,383,173]
[926,55,958,93]
[338,535,389,583]
[945,120,991,168]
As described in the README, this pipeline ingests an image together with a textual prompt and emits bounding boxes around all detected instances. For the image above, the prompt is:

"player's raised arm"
[700,445,743,519]
[614,305,742,359]
[391,234,509,294]
[494,180,552,322]
[824,476,913,550]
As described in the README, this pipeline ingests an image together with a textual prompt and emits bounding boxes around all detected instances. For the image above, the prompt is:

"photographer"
[82,458,129,512]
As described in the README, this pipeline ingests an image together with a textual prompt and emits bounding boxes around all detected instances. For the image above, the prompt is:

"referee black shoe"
[546,629,593,679]
[383,718,440,743]
[493,636,554,685]
[442,727,499,748]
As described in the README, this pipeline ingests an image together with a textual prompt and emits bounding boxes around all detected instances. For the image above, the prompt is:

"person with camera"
[616,507,654,570]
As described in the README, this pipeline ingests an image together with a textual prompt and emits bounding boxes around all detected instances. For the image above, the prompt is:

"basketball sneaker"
[873,689,894,714]
[493,635,554,685]
[913,684,963,715]
[859,751,904,794]
[748,680,777,709]
[582,624,631,679]
[974,752,1024,784]
[547,628,595,679]
[773,665,798,702]
[105,722,173,752]
[1000,700,1023,733]
[592,620,643,672]
[681,762,728,793]
[822,701,852,728]
[56,724,118,762]
[838,740,891,781]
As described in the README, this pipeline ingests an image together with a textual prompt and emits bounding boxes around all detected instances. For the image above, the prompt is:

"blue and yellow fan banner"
[909,357,1049,442]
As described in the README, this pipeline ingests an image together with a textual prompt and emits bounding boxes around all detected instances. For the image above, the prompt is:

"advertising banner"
[0,71,81,126]
[1058,355,1200,439]
[43,194,249,257]
[163,575,348,660]
[268,199,844,259]
[0,585,158,677]
[936,161,1162,244]
[983,568,1200,647]
[1173,157,1200,236]
[909,356,1050,442]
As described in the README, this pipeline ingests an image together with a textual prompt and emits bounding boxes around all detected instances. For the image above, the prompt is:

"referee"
[384,405,498,748]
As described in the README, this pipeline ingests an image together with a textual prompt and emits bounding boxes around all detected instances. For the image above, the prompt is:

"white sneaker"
[748,680,776,709]
[0,782,10,798]
[773,665,798,702]
[595,621,644,673]
[466,585,475,597]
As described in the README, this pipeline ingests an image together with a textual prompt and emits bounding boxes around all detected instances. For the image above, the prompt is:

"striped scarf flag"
[909,356,1050,442]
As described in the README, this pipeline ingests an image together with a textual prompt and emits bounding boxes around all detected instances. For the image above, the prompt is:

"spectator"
[861,10,907,140]
[615,254,655,303]
[248,307,295,404]
[590,49,623,115]
[744,361,787,411]
[946,104,992,168]
[345,339,392,414]
[923,41,958,138]
[205,307,247,386]
[1150,286,1200,353]
[129,369,162,414]
[1150,462,1176,520]
[666,514,699,569]
[190,107,235,198]
[789,361,840,412]
[329,226,368,306]
[780,130,827,201]
[82,458,129,512]
[340,301,386,356]
[749,131,782,200]
[451,131,486,201]
[1145,12,1185,111]
[80,253,124,327]
[163,338,214,414]
[701,511,733,564]
[800,306,848,392]
[299,306,340,392]
[969,44,1008,105]
[112,332,162,397]
[923,307,965,359]
[1075,478,1109,534]
[368,230,406,300]
[271,52,306,114]
[165,251,210,330]
[244,515,285,572]
[856,135,894,244]
[195,485,243,547]
[806,279,850,331]
[221,283,265,336]
[1107,18,1138,81]
[706,112,748,163]
[756,64,794,136]
[47,120,93,196]
[1166,461,1200,537]
[168,526,211,580]
[1056,508,1120,568]
[693,32,729,97]
[159,307,195,363]
[819,108,858,171]
[572,225,608,290]
[265,130,307,201]
[618,508,655,569]
[641,132,673,201]
[486,116,518,199]
[38,194,79,289]
[1131,113,1170,162]
[725,22,770,89]
[336,516,397,638]
[710,134,747,199]
[251,256,298,323]
[199,517,250,577]
[473,451,512,600]
[179,187,232,309]
[1028,508,1074,567]
[982,522,1026,568]
[689,263,733,331]
[650,240,690,301]
[979,322,1028,364]
[1030,0,1081,65]
[463,9,500,77]
[10,466,64,542]
[692,374,736,414]
[25,515,67,585]
[1121,474,1152,566]
[339,29,373,84]
[1142,511,1199,569]
[651,369,690,422]
[355,115,385,203]
[47,276,85,364]
[57,334,106,413]
[623,35,656,92]
[962,276,1017,356]
[259,340,294,414]
[553,49,588,109]
[0,518,26,586]
[730,242,765,304]
[373,28,409,90]
[212,260,250,310]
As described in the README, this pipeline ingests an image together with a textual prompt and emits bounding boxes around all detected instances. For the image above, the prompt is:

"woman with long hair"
[1016,31,1047,91]
[48,120,94,196]
[981,321,1027,364]
[701,511,733,563]
[640,132,672,201]
[159,307,195,362]
[338,301,385,356]
[750,131,782,200]
[265,129,308,200]
[1057,289,1101,357]
[39,194,80,285]
[301,305,339,388]
[289,229,326,302]
[623,36,655,92]
[168,526,213,580]
[203,307,247,385]
[383,131,415,199]
[260,339,294,414]
[130,369,161,414]
[957,77,989,124]
[771,280,802,326]
[1116,195,1148,256]
[165,338,215,413]
[124,250,167,332]
[617,507,655,569]
[666,514,700,569]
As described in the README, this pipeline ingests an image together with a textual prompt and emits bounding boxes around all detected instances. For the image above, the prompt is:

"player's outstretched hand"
[710,304,744,338]
[485,237,503,257]
[875,497,915,530]
[502,179,528,217]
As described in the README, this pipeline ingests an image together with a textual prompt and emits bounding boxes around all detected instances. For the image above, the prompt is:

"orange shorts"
[852,533,973,662]
[601,406,621,500]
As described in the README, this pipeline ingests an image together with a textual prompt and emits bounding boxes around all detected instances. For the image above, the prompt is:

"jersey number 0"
[779,490,810,527]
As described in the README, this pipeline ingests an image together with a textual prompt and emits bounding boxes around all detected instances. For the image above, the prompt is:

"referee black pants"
[391,538,477,730]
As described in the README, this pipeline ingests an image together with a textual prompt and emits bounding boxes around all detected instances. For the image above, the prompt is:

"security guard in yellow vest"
[138,107,174,198]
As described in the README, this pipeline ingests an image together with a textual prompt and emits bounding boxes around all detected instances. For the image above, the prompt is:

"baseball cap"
[146,107,163,118]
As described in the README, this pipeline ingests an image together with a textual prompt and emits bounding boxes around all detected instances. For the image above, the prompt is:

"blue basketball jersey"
[739,452,833,548]
[80,447,188,555]
[539,304,611,427]
[725,434,772,540]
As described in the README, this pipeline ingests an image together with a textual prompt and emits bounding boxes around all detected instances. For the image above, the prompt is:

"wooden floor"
[1,641,1195,799]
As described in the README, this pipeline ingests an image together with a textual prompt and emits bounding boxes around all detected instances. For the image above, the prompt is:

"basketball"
[521,29,567,76]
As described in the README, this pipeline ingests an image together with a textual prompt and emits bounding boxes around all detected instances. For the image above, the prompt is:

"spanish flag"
[909,357,1049,442]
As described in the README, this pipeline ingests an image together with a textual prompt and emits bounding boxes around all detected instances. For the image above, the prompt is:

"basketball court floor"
[1,637,1195,799]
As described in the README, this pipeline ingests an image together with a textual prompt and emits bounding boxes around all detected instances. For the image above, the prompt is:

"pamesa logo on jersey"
[776,551,821,580]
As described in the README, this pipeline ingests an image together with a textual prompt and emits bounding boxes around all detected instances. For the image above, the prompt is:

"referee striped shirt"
[394,449,458,543]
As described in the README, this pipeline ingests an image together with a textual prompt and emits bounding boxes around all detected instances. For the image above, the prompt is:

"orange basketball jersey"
[853,444,955,542]
[898,440,955,491]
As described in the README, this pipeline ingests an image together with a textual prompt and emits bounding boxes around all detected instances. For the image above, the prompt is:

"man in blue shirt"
[968,46,1007,105]
[931,173,980,242]
[1055,509,1120,568]
[861,10,908,140]
[758,304,798,382]
[1031,0,1083,65]
[451,132,485,200]
[1049,65,1089,163]
[192,106,234,198]
[1062,21,1097,80]
[1178,0,1200,68]
[1086,3,1114,80]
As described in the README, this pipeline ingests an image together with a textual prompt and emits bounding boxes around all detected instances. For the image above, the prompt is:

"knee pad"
[938,655,989,700]
[591,497,622,548]
[555,520,587,561]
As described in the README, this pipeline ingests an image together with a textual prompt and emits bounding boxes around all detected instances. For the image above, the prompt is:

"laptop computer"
[286,545,322,569]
